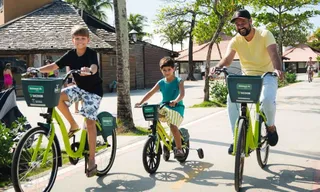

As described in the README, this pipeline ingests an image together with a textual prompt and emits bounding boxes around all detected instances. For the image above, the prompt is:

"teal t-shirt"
[158,77,185,117]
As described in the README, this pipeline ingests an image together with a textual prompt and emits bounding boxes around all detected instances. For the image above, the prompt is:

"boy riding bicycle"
[28,25,102,177]
[211,9,284,154]
[135,57,186,158]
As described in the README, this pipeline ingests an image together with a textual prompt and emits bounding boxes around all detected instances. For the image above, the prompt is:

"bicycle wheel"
[142,137,161,174]
[96,129,117,176]
[256,116,270,168]
[234,119,246,192]
[177,140,190,163]
[11,127,59,192]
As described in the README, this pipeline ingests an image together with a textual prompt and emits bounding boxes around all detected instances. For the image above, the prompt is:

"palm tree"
[128,14,149,41]
[114,0,135,130]
[160,26,178,51]
[175,22,189,50]
[65,0,112,21]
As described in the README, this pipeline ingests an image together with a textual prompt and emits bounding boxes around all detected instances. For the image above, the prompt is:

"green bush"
[285,72,297,83]
[318,71,320,77]
[209,80,228,104]
[0,123,14,167]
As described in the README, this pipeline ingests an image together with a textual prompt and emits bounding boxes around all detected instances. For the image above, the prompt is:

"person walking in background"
[3,63,13,90]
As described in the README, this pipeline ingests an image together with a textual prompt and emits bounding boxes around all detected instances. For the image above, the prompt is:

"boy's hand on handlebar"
[169,100,177,107]
[274,69,284,80]
[135,103,142,108]
[80,67,92,76]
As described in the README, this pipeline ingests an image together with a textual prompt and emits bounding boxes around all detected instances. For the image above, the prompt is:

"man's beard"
[238,26,251,36]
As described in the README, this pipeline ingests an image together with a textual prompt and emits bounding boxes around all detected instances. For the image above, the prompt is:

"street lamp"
[129,29,138,43]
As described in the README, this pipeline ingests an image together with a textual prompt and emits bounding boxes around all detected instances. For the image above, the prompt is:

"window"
[0,0,3,9]
[110,57,116,66]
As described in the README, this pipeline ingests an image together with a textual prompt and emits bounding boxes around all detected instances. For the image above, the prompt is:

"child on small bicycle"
[135,57,186,158]
[28,25,102,177]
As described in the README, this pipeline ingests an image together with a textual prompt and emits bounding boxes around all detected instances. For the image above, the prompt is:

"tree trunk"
[216,42,222,59]
[278,9,284,70]
[204,20,225,101]
[187,12,196,81]
[114,0,135,130]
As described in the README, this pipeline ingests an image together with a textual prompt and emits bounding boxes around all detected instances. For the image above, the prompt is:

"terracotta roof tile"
[283,44,319,62]
[0,0,112,51]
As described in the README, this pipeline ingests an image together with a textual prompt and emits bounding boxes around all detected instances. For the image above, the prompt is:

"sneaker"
[228,144,233,155]
[174,149,185,159]
[267,127,278,146]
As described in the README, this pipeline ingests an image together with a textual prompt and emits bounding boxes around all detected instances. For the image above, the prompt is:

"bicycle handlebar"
[212,67,278,78]
[135,101,175,109]
[22,69,91,82]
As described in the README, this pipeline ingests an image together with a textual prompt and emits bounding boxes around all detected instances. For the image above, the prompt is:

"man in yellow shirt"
[211,9,284,154]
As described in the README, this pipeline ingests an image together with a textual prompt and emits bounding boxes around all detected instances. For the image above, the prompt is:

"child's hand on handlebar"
[135,102,142,108]
[169,100,177,107]
[80,67,92,76]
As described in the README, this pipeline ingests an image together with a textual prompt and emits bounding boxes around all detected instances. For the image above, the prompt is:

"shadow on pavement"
[191,138,320,161]
[242,163,320,192]
[85,173,155,192]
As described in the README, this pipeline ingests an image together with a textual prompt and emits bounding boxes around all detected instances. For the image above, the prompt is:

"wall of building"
[130,44,144,89]
[101,53,136,93]
[1,0,52,25]
[144,45,173,88]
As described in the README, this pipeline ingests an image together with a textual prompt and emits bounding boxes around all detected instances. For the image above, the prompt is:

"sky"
[104,0,320,51]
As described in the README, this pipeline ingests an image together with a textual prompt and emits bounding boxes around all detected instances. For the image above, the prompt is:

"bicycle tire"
[256,116,270,168]
[96,129,117,176]
[11,126,59,192]
[142,137,161,174]
[177,140,190,163]
[234,119,246,192]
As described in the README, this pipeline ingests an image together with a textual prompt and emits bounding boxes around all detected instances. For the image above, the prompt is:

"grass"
[116,126,150,136]
[191,100,226,108]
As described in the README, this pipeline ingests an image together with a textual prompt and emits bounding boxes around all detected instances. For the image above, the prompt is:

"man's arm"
[267,44,284,79]
[216,48,236,68]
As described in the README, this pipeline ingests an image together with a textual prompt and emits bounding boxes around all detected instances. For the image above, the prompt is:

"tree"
[193,0,246,101]
[128,13,149,41]
[65,0,112,21]
[113,0,135,130]
[159,21,188,51]
[251,0,320,58]
[160,25,179,51]
[155,2,199,80]
[308,28,320,51]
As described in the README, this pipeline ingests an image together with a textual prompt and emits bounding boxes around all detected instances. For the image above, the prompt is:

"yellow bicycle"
[11,69,117,192]
[137,102,204,174]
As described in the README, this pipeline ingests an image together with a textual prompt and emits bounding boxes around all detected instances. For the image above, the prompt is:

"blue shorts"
[62,85,101,120]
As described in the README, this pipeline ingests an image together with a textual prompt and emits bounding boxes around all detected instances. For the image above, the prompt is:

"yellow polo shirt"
[228,28,276,75]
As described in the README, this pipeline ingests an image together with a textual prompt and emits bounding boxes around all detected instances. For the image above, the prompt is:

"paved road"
[7,76,320,191]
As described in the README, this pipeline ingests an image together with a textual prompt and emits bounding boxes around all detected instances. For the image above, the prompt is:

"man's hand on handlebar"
[273,69,284,80]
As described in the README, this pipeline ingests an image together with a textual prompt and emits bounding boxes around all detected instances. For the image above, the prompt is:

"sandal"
[86,164,97,178]
[68,128,80,138]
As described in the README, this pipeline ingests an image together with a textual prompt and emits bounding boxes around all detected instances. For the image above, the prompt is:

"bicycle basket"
[227,75,263,103]
[22,78,63,107]
[97,111,116,142]
[142,104,159,121]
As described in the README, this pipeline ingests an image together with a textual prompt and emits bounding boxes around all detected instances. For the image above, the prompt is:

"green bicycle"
[11,69,117,192]
[137,102,204,174]
[215,67,277,192]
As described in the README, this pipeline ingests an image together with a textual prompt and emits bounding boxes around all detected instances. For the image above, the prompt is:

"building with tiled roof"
[0,0,176,94]
[283,44,320,73]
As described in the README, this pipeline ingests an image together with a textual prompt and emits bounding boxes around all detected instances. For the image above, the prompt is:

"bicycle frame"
[31,107,104,166]
[152,120,186,154]
[232,102,267,157]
